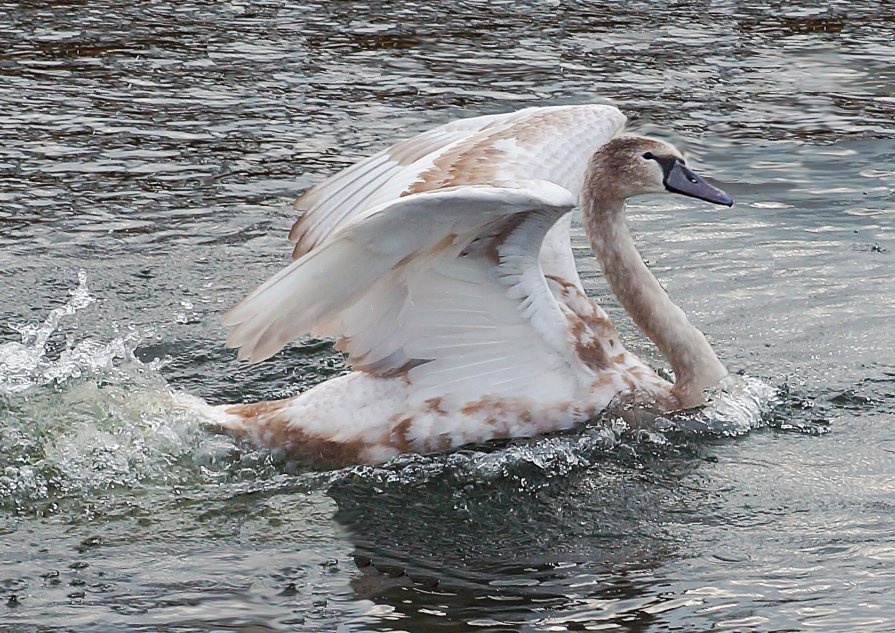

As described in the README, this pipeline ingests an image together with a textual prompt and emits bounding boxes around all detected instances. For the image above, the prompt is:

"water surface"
[1,1,894,631]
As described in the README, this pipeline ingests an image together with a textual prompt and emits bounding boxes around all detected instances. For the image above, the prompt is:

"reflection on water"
[1,1,894,631]
[332,456,688,631]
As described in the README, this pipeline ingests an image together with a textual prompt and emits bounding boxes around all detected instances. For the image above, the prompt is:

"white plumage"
[213,104,731,465]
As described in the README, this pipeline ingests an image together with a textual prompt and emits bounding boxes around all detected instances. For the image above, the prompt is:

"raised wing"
[288,104,626,263]
[224,182,584,402]
[288,109,523,258]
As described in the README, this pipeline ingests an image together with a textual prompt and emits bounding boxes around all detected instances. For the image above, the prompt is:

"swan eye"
[642,152,655,160]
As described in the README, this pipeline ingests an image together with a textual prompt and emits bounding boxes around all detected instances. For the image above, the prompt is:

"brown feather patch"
[222,400,368,466]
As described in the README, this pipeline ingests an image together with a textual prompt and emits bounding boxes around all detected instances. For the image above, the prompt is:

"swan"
[213,104,733,465]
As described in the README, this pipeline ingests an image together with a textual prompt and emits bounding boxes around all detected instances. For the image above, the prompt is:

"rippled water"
[1,1,894,631]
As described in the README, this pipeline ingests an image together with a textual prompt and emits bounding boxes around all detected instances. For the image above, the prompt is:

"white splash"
[650,373,780,435]
[0,270,143,393]
[0,273,248,509]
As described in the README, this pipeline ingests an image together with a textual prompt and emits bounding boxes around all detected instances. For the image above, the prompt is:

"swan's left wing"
[224,181,585,402]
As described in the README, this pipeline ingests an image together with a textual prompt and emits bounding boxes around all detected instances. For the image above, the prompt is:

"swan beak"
[664,163,734,207]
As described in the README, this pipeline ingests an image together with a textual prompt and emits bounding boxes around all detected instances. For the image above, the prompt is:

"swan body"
[214,104,734,465]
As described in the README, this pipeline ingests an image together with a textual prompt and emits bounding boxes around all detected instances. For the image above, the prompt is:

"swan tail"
[204,398,393,466]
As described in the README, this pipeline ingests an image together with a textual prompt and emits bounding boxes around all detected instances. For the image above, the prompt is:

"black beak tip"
[663,162,734,209]
[703,185,733,207]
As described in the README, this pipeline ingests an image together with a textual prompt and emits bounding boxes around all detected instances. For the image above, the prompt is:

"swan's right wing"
[224,181,585,402]
[288,104,626,262]
[289,108,538,259]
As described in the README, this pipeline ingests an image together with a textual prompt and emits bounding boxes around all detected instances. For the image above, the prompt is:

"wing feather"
[224,182,576,366]
[289,109,532,258]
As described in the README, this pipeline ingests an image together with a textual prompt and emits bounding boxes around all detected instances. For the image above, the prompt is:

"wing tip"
[288,213,307,242]
[288,210,319,259]
[221,297,253,327]
[223,330,278,364]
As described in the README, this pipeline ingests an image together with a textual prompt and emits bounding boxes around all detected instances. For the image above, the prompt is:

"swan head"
[589,136,733,207]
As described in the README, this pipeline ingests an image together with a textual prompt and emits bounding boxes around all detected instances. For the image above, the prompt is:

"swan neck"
[583,191,727,407]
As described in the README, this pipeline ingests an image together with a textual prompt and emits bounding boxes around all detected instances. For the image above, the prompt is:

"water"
[1,1,893,630]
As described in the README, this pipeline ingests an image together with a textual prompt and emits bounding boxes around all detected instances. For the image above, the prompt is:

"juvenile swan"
[216,105,733,464]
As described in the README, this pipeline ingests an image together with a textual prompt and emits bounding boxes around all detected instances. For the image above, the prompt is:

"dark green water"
[1,1,893,631]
